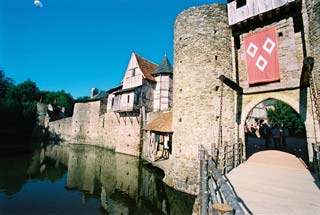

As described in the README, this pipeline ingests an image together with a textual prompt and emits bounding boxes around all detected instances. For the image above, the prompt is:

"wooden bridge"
[199,144,320,215]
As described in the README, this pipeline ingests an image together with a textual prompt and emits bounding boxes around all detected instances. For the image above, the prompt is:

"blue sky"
[1,0,226,98]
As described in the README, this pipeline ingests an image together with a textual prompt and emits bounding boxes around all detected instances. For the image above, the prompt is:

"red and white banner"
[244,27,280,85]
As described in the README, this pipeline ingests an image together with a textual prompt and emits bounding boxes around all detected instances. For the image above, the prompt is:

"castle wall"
[169,4,234,194]
[48,117,72,140]
[102,112,141,156]
[71,101,101,141]
[306,0,320,101]
[47,102,141,157]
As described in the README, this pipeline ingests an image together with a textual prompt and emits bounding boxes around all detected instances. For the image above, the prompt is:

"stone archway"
[238,89,316,164]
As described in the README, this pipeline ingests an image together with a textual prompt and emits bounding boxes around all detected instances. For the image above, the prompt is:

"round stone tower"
[166,4,234,194]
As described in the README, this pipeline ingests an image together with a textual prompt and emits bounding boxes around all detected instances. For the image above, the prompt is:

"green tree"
[267,100,305,136]
[75,96,90,102]
[0,70,14,101]
[1,79,40,132]
[40,90,74,116]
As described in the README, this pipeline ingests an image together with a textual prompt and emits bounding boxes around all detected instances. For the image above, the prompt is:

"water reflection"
[0,143,195,215]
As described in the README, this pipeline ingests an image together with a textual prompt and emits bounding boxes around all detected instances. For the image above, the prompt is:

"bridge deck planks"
[227,150,320,215]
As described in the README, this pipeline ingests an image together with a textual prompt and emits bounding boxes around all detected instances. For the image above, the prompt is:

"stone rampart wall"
[47,102,141,157]
[48,117,72,140]
[102,112,141,156]
[71,101,101,141]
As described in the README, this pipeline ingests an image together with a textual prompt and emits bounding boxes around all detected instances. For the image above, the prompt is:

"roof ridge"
[133,52,158,67]
[133,52,158,82]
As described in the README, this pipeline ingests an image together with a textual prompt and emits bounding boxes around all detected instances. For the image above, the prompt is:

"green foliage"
[0,71,76,138]
[75,96,90,103]
[1,79,40,132]
[0,70,14,101]
[266,100,305,137]
[40,90,74,116]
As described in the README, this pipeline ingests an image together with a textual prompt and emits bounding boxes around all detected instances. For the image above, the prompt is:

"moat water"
[0,143,195,215]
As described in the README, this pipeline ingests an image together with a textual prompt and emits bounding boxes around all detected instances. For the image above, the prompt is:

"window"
[127,95,130,103]
[111,98,114,106]
[132,68,136,76]
[236,0,246,8]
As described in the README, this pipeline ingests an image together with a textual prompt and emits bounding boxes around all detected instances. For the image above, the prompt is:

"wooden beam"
[114,112,120,124]
[218,75,243,94]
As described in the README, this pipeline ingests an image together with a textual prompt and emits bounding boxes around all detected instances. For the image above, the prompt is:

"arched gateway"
[243,98,309,163]
[240,90,314,162]
[167,0,320,195]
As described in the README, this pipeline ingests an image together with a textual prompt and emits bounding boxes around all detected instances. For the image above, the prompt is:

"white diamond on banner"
[256,56,268,72]
[262,38,275,54]
[247,43,258,58]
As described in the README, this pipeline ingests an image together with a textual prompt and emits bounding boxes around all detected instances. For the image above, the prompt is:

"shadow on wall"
[32,124,63,143]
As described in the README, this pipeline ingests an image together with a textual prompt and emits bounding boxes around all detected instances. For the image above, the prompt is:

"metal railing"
[199,145,245,215]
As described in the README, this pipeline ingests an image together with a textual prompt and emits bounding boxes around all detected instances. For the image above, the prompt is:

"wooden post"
[224,145,227,174]
[213,203,233,215]
[208,159,245,215]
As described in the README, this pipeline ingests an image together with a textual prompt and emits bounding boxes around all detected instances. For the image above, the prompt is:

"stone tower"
[167,4,234,194]
[152,54,173,112]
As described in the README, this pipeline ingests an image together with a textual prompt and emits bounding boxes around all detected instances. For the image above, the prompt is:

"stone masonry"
[166,4,234,194]
[48,101,141,156]
[306,0,320,122]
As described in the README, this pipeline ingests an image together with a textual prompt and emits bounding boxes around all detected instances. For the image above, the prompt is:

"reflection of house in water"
[43,144,195,215]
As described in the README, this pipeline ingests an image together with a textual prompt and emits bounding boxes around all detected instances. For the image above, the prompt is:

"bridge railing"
[313,143,320,179]
[213,141,244,175]
[199,145,245,215]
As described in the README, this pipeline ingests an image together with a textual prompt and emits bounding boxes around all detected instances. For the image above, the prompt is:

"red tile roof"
[135,53,158,82]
